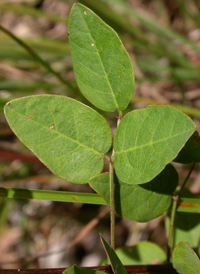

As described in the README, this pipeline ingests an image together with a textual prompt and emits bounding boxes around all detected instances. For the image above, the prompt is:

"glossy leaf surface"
[63,265,105,274]
[101,235,128,274]
[90,165,178,222]
[172,241,200,274]
[68,3,134,112]
[174,131,200,163]
[101,241,166,265]
[114,105,195,184]
[4,95,112,184]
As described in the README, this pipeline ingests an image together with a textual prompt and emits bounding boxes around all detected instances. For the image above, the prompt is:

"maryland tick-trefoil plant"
[4,3,200,274]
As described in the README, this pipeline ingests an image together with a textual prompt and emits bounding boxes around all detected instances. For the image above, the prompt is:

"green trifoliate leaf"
[172,241,200,274]
[68,3,134,112]
[174,131,200,163]
[90,165,178,222]
[4,95,112,184]
[114,105,196,185]
[101,241,166,265]
[100,235,128,274]
[63,265,105,274]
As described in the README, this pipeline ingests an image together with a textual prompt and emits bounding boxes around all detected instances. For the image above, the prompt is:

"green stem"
[0,24,72,89]
[167,162,195,261]
[167,196,178,262]
[178,162,195,197]
[109,110,123,249]
[109,158,115,250]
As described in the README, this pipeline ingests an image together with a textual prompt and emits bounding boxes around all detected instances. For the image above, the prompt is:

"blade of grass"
[0,187,107,205]
[0,25,73,89]
[175,0,200,29]
[0,3,69,25]
[136,55,200,82]
[0,80,59,92]
[0,36,70,59]
[193,0,200,13]
[0,187,198,213]
[102,0,200,55]
[132,96,200,118]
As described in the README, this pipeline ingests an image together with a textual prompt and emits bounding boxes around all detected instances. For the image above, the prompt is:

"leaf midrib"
[80,8,119,110]
[8,106,103,157]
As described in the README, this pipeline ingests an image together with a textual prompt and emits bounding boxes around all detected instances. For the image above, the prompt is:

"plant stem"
[167,162,195,261]
[109,157,115,250]
[0,24,72,89]
[167,196,178,262]
[178,162,195,197]
[117,110,123,126]
[109,110,123,250]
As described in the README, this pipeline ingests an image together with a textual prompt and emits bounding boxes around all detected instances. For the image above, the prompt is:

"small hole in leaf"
[91,43,95,46]
[84,11,87,15]
[8,103,11,106]
[50,124,55,130]
[28,114,33,119]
